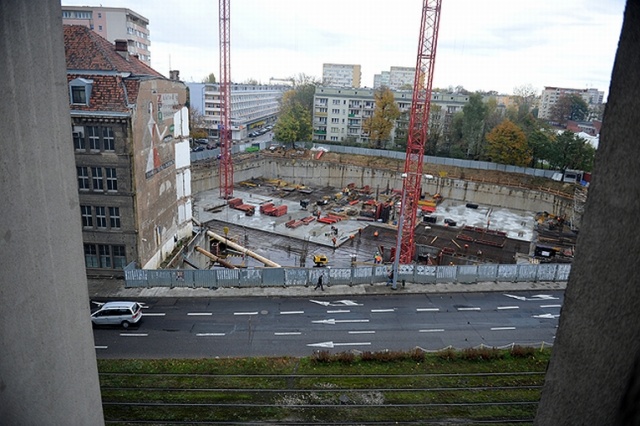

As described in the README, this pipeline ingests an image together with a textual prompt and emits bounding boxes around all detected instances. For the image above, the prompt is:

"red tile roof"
[64,25,163,77]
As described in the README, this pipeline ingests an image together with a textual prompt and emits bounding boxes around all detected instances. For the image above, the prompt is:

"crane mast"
[218,0,233,198]
[399,0,442,263]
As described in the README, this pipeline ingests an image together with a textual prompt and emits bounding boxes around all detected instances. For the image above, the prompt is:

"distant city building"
[61,5,151,65]
[64,25,191,275]
[312,87,469,145]
[539,86,604,120]
[187,83,286,140]
[374,66,416,90]
[322,63,362,88]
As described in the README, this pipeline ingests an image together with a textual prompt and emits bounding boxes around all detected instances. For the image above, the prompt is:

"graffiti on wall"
[145,93,179,179]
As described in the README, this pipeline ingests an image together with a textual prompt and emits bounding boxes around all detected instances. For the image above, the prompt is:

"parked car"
[191,146,205,152]
[91,301,143,328]
[195,138,209,145]
[249,131,259,138]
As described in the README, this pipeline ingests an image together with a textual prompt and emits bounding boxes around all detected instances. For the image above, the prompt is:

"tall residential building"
[322,63,362,88]
[312,87,469,145]
[374,66,416,90]
[539,86,604,120]
[61,5,151,65]
[64,25,191,276]
[187,83,286,140]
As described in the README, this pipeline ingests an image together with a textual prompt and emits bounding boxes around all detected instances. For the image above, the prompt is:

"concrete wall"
[0,1,104,423]
[193,157,574,217]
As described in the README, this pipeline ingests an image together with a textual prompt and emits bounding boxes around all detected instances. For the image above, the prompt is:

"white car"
[91,301,143,328]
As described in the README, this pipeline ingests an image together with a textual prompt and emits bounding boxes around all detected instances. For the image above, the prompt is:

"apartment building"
[373,66,416,90]
[62,5,151,65]
[322,63,362,88]
[188,83,285,140]
[539,86,604,120]
[64,25,191,276]
[312,87,469,145]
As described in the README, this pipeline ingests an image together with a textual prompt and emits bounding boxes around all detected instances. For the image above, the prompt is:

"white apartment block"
[322,63,362,88]
[374,66,416,90]
[187,83,286,140]
[62,6,151,65]
[313,87,469,145]
[539,86,604,120]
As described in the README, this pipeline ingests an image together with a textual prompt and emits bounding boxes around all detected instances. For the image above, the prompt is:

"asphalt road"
[92,290,562,358]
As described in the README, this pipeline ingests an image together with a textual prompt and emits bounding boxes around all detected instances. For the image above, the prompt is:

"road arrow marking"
[310,299,362,307]
[307,341,372,348]
[309,299,331,306]
[504,294,526,301]
[505,294,560,301]
[312,319,370,325]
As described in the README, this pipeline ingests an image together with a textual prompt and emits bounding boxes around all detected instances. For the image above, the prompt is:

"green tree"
[202,73,216,84]
[550,94,589,124]
[512,84,539,124]
[425,104,443,155]
[486,119,531,166]
[461,93,488,159]
[548,131,596,173]
[189,107,208,140]
[362,87,400,149]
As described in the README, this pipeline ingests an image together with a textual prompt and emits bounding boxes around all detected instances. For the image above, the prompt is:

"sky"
[62,0,626,97]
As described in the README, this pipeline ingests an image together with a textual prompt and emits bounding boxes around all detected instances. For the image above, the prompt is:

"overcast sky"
[62,0,626,97]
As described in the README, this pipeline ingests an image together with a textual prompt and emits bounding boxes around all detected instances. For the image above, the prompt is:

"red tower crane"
[218,0,233,199]
[398,0,442,263]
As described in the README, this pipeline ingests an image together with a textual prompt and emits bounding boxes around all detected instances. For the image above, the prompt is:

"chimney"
[169,70,180,81]
[114,39,128,59]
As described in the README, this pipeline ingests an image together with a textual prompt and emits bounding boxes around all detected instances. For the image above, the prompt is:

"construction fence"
[124,262,571,289]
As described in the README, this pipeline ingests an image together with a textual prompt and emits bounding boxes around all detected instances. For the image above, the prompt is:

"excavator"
[313,254,328,267]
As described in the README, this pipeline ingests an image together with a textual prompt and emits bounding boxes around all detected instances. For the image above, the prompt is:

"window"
[113,245,127,268]
[80,205,92,227]
[105,168,117,191]
[87,126,100,151]
[331,118,339,123]
[69,78,92,106]
[91,167,103,191]
[331,127,339,133]
[102,127,115,151]
[98,25,103,31]
[99,245,111,268]
[331,109,340,114]
[332,99,340,105]
[109,207,121,229]
[84,244,99,268]
[77,167,89,190]
[73,129,85,150]
[95,206,107,228]
[330,136,339,141]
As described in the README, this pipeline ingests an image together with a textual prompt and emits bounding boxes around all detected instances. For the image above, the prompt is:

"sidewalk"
[88,277,567,299]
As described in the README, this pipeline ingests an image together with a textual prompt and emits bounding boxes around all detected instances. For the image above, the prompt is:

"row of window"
[81,206,121,229]
[84,244,126,269]
[77,166,118,192]
[73,126,115,151]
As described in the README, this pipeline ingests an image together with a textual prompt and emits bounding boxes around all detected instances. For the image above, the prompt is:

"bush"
[461,347,502,361]
[510,345,536,358]
[436,348,458,361]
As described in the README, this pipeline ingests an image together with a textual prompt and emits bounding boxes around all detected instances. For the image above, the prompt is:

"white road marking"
[327,309,350,313]
[497,306,519,310]
[196,333,226,337]
[187,312,212,316]
[309,299,362,307]
[349,330,375,334]
[540,304,562,308]
[457,307,481,311]
[491,327,516,331]
[307,341,372,348]
[419,329,445,333]
[95,345,108,349]
[234,312,258,316]
[334,300,362,306]
[312,319,370,325]
[371,309,395,313]
[417,308,440,312]
[534,313,560,319]
[280,311,304,315]
[143,313,166,316]
[274,332,302,336]
[120,333,148,337]
[505,294,560,301]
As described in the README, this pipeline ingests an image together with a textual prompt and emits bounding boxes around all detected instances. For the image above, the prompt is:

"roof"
[64,25,162,77]
[64,25,165,113]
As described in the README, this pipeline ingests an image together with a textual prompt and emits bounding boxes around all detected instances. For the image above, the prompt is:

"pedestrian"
[386,270,394,286]
[314,273,324,291]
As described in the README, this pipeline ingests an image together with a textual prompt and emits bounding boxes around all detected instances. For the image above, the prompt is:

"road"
[92,291,562,358]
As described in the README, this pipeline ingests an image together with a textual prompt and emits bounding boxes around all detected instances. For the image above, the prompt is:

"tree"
[512,84,539,124]
[362,87,400,149]
[485,119,531,167]
[202,73,216,84]
[242,78,259,85]
[550,94,589,124]
[548,131,596,173]
[273,102,311,146]
[189,107,208,140]
[425,104,443,155]
[461,93,488,159]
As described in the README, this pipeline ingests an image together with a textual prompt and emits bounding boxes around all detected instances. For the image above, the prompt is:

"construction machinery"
[313,254,329,267]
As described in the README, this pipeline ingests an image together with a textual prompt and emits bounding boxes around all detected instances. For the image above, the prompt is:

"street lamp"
[391,173,408,290]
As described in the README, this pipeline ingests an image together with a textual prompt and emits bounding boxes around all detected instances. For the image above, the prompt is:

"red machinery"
[398,0,442,264]
[218,0,233,199]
